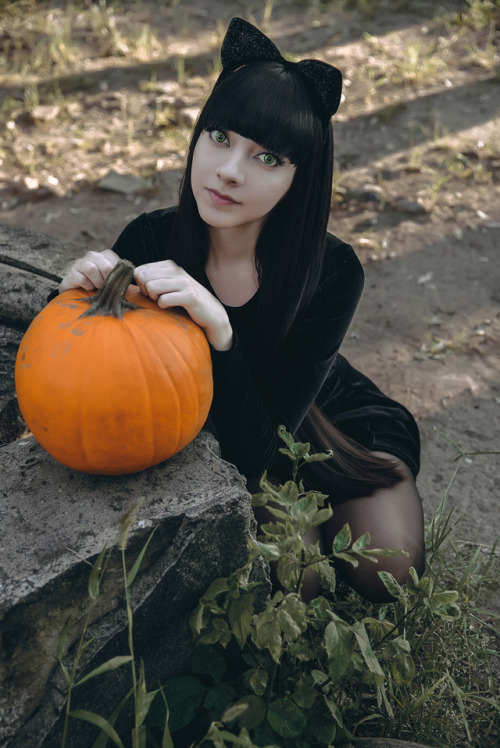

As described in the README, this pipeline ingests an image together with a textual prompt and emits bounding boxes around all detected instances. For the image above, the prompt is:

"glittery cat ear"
[220,17,282,73]
[217,17,343,123]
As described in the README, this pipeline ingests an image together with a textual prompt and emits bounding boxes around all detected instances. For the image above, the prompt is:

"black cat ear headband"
[215,17,343,128]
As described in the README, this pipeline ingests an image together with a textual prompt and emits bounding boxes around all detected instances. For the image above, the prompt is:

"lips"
[207,188,240,206]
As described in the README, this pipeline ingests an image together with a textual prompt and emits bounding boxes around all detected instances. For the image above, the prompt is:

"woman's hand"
[59,249,120,293]
[134,260,233,351]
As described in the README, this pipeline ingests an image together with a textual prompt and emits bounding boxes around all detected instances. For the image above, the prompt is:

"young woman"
[60,18,424,602]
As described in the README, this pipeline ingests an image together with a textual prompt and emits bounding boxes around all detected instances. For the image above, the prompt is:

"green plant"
[58,429,499,747]
[455,0,500,31]
[58,498,170,748]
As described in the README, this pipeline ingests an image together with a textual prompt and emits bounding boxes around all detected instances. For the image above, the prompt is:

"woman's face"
[191,129,296,235]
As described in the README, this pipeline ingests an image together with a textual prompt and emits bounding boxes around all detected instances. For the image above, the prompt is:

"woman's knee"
[322,455,425,602]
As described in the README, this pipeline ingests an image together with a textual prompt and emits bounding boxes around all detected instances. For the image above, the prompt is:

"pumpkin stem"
[80,259,138,319]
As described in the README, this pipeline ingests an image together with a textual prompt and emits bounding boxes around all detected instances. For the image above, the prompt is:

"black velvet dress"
[111,207,420,489]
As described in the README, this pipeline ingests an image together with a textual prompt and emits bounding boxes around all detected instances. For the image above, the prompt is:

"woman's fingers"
[134,261,187,301]
[59,249,120,293]
[134,260,232,350]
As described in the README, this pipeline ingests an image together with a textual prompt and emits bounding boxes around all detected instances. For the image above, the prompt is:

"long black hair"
[169,60,331,348]
[168,60,404,497]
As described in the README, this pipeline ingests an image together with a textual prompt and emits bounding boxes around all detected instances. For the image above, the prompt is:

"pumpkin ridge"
[124,319,173,464]
[154,321,204,452]
[77,321,119,472]
[129,318,183,459]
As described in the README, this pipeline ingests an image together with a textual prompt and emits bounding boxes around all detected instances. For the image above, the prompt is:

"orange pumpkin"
[15,260,213,475]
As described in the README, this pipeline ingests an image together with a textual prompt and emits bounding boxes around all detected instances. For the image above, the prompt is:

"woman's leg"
[249,454,424,604]
[321,452,425,603]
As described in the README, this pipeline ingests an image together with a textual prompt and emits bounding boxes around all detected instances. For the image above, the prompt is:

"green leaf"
[118,497,145,551]
[324,620,353,683]
[378,570,406,600]
[293,677,318,709]
[162,675,207,732]
[333,523,352,552]
[162,720,174,748]
[412,675,446,710]
[202,576,230,602]
[308,712,336,743]
[203,682,237,717]
[91,687,135,748]
[235,695,266,730]
[302,450,333,464]
[276,555,300,591]
[222,701,251,723]
[191,644,227,683]
[57,618,70,661]
[74,656,132,687]
[229,594,255,649]
[363,616,393,642]
[311,506,334,528]
[424,593,461,620]
[324,697,355,740]
[247,668,269,696]
[456,546,481,591]
[59,660,71,687]
[333,551,359,567]
[308,596,331,620]
[135,661,158,726]
[311,669,329,686]
[352,621,385,684]
[88,545,109,600]
[267,698,307,738]
[200,617,231,647]
[446,672,472,742]
[427,590,459,607]
[256,472,282,498]
[69,709,125,748]
[153,689,174,748]
[352,531,371,552]
[126,526,157,588]
[277,425,295,448]
[288,494,314,520]
[264,505,291,521]
[277,608,303,641]
[251,491,268,507]
[248,539,282,562]
[278,594,307,640]
[241,650,258,668]
[317,560,336,593]
[390,644,416,686]
[190,603,208,638]
[364,547,408,559]
[278,481,300,504]
[254,609,282,663]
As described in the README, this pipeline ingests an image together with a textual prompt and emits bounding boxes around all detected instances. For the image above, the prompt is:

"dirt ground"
[1,0,499,549]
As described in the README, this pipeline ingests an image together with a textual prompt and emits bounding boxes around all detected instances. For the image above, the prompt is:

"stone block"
[0,430,261,747]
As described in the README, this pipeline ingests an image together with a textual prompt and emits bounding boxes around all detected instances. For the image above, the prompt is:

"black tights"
[251,452,425,604]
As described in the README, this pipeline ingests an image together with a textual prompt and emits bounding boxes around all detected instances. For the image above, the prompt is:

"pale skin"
[60,129,423,602]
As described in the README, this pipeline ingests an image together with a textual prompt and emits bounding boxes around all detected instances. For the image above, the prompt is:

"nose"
[216,150,245,184]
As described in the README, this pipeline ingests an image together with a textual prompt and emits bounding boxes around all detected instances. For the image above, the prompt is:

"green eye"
[262,153,277,166]
[213,130,227,143]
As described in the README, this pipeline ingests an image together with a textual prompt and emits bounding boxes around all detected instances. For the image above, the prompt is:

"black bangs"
[199,61,324,165]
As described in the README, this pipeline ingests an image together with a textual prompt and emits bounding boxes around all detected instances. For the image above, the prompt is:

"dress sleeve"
[209,239,365,477]
[110,210,175,265]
